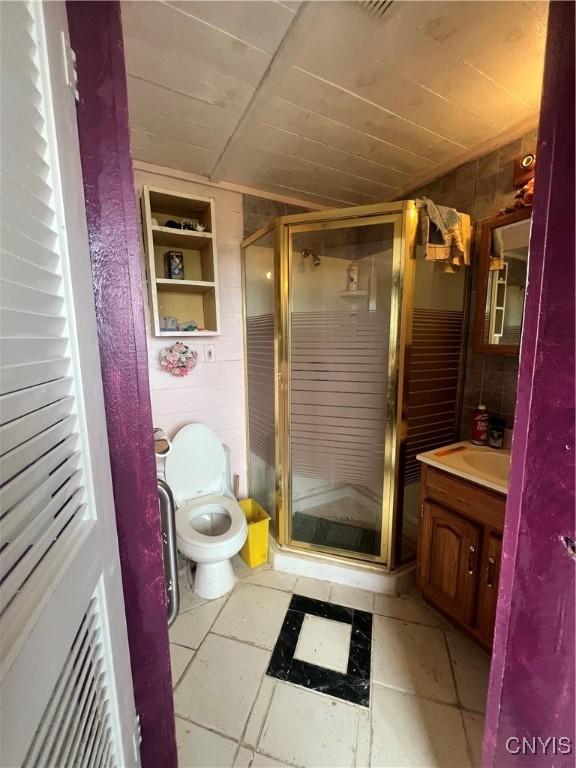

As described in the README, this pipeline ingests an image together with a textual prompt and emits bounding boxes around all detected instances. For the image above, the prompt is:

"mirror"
[473,207,531,354]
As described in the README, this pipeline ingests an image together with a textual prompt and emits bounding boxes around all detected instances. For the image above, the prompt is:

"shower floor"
[292,495,380,555]
[292,510,380,556]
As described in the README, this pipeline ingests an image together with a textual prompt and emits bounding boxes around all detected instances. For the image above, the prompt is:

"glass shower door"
[285,216,403,562]
[243,226,278,531]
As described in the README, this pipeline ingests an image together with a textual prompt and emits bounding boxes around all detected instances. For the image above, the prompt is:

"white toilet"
[165,423,248,599]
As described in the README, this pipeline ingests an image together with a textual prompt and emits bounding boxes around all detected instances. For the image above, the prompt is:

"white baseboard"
[269,537,415,596]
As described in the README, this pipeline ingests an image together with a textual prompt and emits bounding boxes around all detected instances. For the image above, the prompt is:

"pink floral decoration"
[159,342,198,377]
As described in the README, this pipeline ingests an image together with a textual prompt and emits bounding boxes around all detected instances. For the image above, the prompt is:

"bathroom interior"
[125,1,546,765]
[3,2,573,768]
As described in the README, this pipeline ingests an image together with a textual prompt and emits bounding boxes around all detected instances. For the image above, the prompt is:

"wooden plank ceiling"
[122,0,547,206]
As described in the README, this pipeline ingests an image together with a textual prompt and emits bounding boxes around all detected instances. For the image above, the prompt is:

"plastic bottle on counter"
[471,404,490,445]
[488,416,506,449]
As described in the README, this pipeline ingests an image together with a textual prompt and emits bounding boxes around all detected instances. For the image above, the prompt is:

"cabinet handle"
[467,545,476,575]
[485,555,496,587]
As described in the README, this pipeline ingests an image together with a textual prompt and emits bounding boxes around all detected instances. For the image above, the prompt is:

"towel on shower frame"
[416,197,471,272]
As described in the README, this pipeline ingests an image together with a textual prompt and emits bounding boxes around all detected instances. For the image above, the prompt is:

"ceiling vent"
[359,0,394,18]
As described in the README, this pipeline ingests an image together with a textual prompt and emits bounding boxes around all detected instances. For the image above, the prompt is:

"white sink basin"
[417,441,511,493]
[460,449,510,483]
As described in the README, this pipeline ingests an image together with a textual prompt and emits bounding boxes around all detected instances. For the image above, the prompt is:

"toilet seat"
[165,423,228,504]
[175,494,246,553]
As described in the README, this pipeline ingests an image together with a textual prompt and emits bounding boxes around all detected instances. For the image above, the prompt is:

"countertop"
[416,441,510,495]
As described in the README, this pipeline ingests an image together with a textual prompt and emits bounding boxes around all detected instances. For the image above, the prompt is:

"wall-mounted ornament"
[160,342,198,377]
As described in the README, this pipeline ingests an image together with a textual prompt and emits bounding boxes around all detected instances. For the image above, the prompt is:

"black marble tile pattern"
[266,594,373,707]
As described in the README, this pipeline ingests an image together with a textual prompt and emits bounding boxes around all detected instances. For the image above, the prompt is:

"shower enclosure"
[242,202,467,571]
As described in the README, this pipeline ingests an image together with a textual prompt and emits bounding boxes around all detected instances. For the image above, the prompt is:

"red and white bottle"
[472,404,490,445]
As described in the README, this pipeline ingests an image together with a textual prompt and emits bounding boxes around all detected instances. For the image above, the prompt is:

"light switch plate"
[203,344,216,363]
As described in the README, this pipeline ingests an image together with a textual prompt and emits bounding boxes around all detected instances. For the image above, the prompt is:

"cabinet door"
[476,531,503,646]
[419,502,481,625]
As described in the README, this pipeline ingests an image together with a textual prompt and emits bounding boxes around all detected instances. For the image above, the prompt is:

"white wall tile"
[134,169,248,493]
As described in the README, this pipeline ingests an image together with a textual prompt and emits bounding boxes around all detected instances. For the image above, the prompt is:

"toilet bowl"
[165,424,247,599]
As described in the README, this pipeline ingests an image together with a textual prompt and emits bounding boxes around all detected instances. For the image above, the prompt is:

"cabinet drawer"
[423,465,505,531]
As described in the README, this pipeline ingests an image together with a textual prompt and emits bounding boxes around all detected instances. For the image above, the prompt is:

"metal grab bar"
[157,479,180,626]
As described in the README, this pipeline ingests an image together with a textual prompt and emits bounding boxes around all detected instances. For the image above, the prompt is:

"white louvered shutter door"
[0,3,139,766]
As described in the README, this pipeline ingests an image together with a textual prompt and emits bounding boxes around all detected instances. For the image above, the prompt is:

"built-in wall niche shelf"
[151,226,213,250]
[339,290,368,298]
[141,186,220,337]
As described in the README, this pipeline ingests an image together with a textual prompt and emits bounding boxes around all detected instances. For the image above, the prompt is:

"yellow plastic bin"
[239,499,271,568]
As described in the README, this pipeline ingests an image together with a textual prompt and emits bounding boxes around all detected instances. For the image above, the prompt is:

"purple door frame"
[66,3,177,767]
[483,2,575,766]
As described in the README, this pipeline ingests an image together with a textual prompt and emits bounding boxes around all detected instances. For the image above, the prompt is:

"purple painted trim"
[66,4,177,766]
[483,3,575,766]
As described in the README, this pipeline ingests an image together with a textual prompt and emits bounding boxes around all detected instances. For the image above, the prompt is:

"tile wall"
[409,128,538,437]
[134,168,249,495]
[243,194,310,238]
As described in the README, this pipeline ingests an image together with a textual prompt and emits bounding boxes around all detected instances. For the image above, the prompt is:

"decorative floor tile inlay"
[266,594,372,706]
[294,614,352,673]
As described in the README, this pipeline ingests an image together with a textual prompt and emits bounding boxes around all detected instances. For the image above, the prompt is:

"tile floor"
[170,559,490,768]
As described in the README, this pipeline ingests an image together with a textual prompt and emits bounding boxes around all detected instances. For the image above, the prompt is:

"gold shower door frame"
[242,201,417,571]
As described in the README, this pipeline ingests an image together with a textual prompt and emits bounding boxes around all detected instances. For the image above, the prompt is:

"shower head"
[301,248,321,268]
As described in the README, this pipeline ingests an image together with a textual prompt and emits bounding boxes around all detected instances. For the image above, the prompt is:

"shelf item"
[141,185,220,337]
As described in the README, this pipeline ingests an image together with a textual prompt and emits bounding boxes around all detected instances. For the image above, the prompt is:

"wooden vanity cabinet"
[417,465,505,651]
